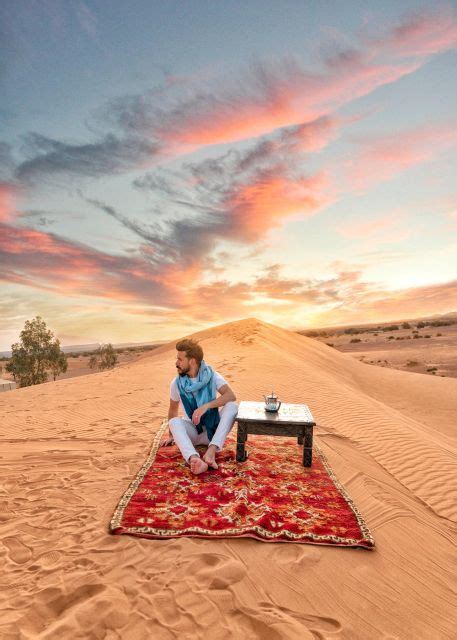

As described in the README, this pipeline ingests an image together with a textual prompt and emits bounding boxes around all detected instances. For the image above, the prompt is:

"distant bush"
[350,338,361,343]
[344,328,360,335]
[326,343,334,348]
[436,333,442,337]
[406,360,419,367]
[417,321,426,329]
[401,322,411,329]
[387,336,395,340]
[88,344,118,371]
[382,325,399,331]
[424,334,431,338]
[427,367,437,372]
[413,334,420,339]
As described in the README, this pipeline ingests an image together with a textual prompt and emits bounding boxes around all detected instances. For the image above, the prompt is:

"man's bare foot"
[203,445,218,469]
[189,455,208,475]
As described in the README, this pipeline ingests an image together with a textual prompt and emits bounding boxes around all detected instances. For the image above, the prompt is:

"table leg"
[303,425,313,467]
[236,422,248,462]
[297,428,304,445]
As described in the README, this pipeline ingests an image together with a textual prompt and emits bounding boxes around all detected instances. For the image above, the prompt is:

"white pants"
[169,401,238,463]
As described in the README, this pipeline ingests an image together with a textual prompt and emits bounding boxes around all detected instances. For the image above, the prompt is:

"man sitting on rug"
[159,338,238,475]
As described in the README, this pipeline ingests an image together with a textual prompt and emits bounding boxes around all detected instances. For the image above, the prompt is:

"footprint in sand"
[237,602,342,639]
[272,602,342,635]
[275,545,322,569]
[189,553,247,590]
[37,550,61,567]
[3,537,32,564]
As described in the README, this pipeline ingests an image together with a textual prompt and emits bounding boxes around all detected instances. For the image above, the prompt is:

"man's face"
[176,351,191,376]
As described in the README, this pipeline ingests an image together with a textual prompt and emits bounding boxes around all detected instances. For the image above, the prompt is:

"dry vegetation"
[0,344,162,384]
[300,313,457,378]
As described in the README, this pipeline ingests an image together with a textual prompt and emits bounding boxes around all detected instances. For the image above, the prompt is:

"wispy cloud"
[8,6,456,186]
[15,133,160,185]
[0,182,20,222]
[347,121,457,191]
[314,278,457,326]
[363,5,457,57]
[0,221,179,306]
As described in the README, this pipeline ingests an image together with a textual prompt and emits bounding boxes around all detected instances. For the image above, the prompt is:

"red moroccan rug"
[110,420,375,548]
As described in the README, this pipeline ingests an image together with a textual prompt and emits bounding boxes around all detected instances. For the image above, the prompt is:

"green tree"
[5,316,68,387]
[89,344,118,371]
[48,343,68,381]
[99,343,118,370]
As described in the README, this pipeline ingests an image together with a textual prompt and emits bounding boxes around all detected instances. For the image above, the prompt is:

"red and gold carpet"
[110,420,375,548]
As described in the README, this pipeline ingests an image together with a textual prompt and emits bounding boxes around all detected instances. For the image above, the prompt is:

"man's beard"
[177,366,190,377]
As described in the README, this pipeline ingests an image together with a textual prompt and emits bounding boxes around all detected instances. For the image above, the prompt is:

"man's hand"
[192,405,208,425]
[160,436,174,447]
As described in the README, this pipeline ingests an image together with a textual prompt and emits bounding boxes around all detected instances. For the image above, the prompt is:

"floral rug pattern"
[110,420,375,548]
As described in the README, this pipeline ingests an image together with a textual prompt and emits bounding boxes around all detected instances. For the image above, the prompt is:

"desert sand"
[1,318,456,639]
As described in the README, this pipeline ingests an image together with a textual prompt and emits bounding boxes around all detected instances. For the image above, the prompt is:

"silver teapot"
[264,391,281,412]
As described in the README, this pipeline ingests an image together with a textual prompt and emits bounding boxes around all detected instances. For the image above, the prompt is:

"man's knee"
[222,401,238,417]
[169,417,183,432]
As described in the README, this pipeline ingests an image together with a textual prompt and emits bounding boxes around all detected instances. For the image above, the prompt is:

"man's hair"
[176,339,203,365]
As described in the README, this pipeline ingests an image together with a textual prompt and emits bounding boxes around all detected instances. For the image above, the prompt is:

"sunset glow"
[1,2,456,349]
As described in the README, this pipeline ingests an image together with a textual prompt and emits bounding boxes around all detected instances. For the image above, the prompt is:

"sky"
[1,0,456,349]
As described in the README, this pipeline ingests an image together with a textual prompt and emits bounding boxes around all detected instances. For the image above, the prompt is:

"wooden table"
[235,401,316,467]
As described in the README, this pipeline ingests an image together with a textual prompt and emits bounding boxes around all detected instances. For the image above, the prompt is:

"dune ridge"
[1,317,455,639]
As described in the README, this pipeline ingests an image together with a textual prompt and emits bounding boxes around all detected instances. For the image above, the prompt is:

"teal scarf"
[176,360,220,440]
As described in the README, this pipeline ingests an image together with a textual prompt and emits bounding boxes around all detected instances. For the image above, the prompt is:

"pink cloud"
[0,183,19,223]
[150,8,456,152]
[366,6,457,57]
[348,121,457,191]
[226,170,333,241]
[0,222,181,306]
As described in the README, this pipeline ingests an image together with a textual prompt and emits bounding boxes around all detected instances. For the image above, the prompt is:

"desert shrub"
[350,338,361,343]
[89,344,118,371]
[387,336,395,340]
[436,333,442,337]
[401,322,411,329]
[417,321,427,329]
[344,328,360,335]
[326,343,334,347]
[382,325,399,331]
[413,334,420,339]
[373,332,378,336]
[427,367,437,372]
[406,360,419,367]
[5,316,68,386]
[424,334,431,338]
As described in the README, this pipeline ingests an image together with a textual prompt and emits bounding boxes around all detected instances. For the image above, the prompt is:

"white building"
[0,378,16,392]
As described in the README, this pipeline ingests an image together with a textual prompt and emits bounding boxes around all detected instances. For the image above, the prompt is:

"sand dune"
[1,318,455,639]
